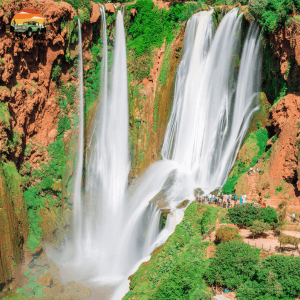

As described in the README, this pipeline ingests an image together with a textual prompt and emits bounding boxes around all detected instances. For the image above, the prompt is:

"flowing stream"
[49,7,262,300]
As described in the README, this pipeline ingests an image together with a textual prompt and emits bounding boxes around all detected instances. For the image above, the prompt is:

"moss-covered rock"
[0,161,29,285]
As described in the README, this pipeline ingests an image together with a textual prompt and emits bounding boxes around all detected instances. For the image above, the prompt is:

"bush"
[259,206,278,224]
[51,64,62,83]
[277,200,288,223]
[279,234,300,249]
[128,0,200,56]
[222,176,238,194]
[215,225,241,244]
[236,255,300,299]
[249,0,300,33]
[228,203,260,226]
[204,241,260,290]
[250,220,271,237]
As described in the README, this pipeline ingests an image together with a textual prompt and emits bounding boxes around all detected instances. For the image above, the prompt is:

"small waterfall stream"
[72,18,84,260]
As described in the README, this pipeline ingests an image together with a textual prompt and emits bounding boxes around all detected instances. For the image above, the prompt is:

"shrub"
[128,0,200,56]
[51,64,62,83]
[228,203,260,226]
[215,225,241,244]
[279,234,300,249]
[259,206,278,224]
[249,0,300,34]
[271,134,278,143]
[277,200,288,223]
[204,241,260,290]
[222,176,238,194]
[236,255,300,299]
[250,220,271,237]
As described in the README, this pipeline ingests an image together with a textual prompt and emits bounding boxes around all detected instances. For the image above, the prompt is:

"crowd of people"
[195,191,247,208]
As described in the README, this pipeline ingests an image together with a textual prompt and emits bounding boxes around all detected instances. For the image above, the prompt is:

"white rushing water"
[113,9,262,298]
[162,8,262,193]
[49,8,262,300]
[72,18,84,258]
[78,7,130,282]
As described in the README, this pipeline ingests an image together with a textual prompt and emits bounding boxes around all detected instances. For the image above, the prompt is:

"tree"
[277,200,288,224]
[236,255,300,299]
[250,220,271,238]
[204,241,260,290]
[215,225,242,244]
[228,203,260,226]
[259,206,278,225]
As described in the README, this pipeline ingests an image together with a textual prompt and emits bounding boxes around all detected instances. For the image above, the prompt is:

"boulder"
[64,281,91,300]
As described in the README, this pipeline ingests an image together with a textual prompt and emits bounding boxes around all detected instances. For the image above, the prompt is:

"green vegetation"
[228,203,261,226]
[223,127,269,194]
[51,64,62,83]
[0,102,11,127]
[124,204,219,299]
[259,206,278,225]
[227,203,278,226]
[279,233,300,249]
[249,0,300,34]
[127,0,200,57]
[250,220,271,237]
[236,255,300,299]
[205,241,260,289]
[64,0,92,18]
[22,79,79,252]
[215,225,242,244]
[16,269,45,298]
[277,200,288,224]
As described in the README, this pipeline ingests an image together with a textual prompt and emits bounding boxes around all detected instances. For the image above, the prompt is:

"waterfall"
[48,8,262,300]
[113,10,262,299]
[72,18,84,258]
[82,8,130,280]
[162,8,262,193]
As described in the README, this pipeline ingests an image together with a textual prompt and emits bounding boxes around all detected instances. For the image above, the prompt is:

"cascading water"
[113,9,262,299]
[49,7,262,300]
[72,18,84,259]
[83,7,130,281]
[162,8,261,194]
[47,9,130,297]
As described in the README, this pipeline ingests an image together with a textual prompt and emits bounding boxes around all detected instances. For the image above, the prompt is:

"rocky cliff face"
[235,24,300,211]
[0,0,102,291]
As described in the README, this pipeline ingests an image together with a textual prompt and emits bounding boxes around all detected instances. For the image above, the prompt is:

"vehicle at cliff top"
[13,21,42,38]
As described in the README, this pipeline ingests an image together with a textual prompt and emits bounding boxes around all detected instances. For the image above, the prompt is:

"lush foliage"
[128,0,200,56]
[64,0,92,15]
[22,79,80,252]
[236,255,300,299]
[124,204,220,299]
[228,203,278,227]
[0,102,10,127]
[204,241,260,290]
[259,206,278,224]
[223,127,269,194]
[249,0,300,33]
[215,225,241,244]
[228,203,260,226]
